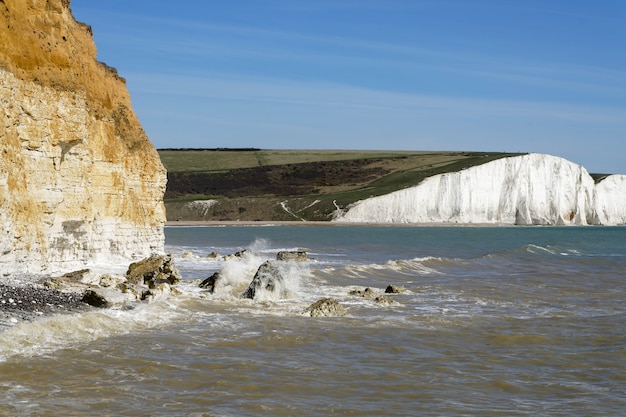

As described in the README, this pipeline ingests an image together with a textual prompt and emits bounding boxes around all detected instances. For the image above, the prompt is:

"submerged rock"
[349,287,376,298]
[374,295,393,305]
[276,251,308,262]
[242,261,286,299]
[224,250,250,260]
[385,285,407,294]
[142,282,179,303]
[81,287,137,309]
[126,254,181,286]
[118,282,145,300]
[305,298,348,317]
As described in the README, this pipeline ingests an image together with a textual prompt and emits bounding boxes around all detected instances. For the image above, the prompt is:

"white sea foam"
[210,251,266,298]
[248,238,271,252]
[526,244,558,255]
[0,300,187,361]
[318,257,445,281]
[247,261,311,302]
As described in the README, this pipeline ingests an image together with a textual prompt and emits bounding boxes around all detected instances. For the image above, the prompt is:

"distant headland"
[159,149,625,225]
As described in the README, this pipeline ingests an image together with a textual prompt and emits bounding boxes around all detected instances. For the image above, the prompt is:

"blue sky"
[70,1,626,173]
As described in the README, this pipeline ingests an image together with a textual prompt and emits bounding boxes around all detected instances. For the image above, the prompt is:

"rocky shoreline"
[0,254,182,331]
[0,249,408,331]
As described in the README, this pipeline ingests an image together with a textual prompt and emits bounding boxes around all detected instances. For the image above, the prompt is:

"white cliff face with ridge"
[594,175,626,225]
[334,154,625,226]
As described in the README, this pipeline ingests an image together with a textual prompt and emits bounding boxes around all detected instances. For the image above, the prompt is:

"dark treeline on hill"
[164,158,387,199]
[158,148,261,152]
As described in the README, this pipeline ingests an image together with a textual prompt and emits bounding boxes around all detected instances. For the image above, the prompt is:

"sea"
[1,225,625,417]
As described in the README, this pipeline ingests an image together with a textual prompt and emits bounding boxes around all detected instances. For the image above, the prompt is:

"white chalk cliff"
[0,0,166,273]
[594,175,626,226]
[333,154,626,226]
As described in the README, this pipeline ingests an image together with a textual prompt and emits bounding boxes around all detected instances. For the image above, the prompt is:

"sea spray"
[315,257,446,285]
[183,237,315,302]
[0,299,189,361]
[242,260,309,302]
[249,238,271,253]
[211,250,266,297]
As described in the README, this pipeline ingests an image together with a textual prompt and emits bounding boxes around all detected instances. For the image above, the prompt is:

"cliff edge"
[0,0,166,273]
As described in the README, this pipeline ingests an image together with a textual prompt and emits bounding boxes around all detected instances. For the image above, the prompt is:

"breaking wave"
[0,299,193,361]
[326,256,448,279]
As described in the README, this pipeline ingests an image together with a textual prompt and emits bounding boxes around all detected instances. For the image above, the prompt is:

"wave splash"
[0,300,188,361]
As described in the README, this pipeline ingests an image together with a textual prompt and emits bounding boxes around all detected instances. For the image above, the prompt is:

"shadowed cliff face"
[0,0,167,273]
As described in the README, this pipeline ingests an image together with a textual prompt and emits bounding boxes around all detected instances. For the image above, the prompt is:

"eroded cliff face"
[0,0,166,273]
[595,175,626,226]
[334,154,625,225]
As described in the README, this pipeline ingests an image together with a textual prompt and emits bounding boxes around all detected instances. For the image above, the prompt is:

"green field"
[159,149,526,222]
[158,149,436,173]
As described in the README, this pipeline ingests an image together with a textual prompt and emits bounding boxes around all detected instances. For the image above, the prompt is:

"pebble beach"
[0,279,88,330]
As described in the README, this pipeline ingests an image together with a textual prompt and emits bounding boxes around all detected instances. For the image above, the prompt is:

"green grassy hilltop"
[159,149,526,222]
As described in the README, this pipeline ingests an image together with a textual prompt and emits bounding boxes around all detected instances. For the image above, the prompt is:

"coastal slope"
[0,0,166,273]
[333,154,625,225]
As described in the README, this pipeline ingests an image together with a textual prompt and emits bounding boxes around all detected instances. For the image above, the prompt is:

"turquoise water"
[1,226,625,416]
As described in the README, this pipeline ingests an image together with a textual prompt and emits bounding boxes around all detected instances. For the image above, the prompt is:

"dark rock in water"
[224,249,249,260]
[119,282,141,298]
[375,295,393,304]
[81,289,109,308]
[276,251,308,262]
[349,287,376,298]
[126,254,181,286]
[82,288,137,308]
[348,288,394,304]
[305,298,348,317]
[385,284,407,294]
[242,261,285,299]
[142,282,178,302]
[199,272,221,293]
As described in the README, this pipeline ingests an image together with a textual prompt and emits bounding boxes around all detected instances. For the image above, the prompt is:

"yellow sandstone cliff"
[0,0,166,273]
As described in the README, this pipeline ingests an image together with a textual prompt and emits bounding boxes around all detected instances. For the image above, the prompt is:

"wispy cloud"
[72,2,626,173]
[87,7,626,105]
[129,71,626,123]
